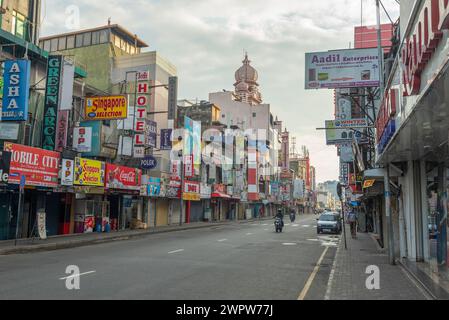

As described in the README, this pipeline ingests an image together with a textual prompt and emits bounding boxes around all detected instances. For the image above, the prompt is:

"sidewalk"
[0,217,271,256]
[326,226,430,300]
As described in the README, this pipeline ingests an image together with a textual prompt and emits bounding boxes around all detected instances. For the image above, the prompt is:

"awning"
[212,192,231,199]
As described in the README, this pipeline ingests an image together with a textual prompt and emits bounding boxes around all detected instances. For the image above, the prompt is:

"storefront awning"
[212,192,231,199]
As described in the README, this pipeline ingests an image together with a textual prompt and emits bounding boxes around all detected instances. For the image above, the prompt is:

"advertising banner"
[4,143,60,187]
[85,96,127,120]
[105,163,141,191]
[59,58,75,111]
[73,127,92,152]
[2,59,31,121]
[184,155,193,178]
[146,120,157,148]
[183,180,201,201]
[74,157,105,187]
[43,55,63,150]
[148,177,161,197]
[325,119,367,145]
[305,48,380,89]
[61,159,74,186]
[293,179,305,199]
[160,129,172,150]
[55,110,69,152]
[339,144,354,163]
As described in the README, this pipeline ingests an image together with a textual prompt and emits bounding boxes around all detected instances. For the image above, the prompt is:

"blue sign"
[377,119,396,154]
[20,175,26,189]
[2,60,31,121]
[141,156,158,170]
[148,177,161,196]
[160,129,172,150]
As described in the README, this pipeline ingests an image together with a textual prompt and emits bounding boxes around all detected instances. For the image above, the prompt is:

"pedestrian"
[348,209,357,239]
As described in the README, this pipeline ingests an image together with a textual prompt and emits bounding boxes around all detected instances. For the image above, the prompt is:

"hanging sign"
[2,59,31,121]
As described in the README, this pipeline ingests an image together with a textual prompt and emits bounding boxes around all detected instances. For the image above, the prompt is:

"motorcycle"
[289,213,296,223]
[275,217,283,233]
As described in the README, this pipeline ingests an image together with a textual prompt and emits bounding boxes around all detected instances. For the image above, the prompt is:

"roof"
[39,24,149,48]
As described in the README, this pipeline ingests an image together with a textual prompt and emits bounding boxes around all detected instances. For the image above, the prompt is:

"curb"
[0,217,275,256]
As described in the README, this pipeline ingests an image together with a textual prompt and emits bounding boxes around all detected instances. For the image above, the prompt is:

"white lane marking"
[246,233,254,236]
[325,239,341,300]
[59,271,96,280]
[217,239,228,242]
[292,224,299,227]
[298,246,330,300]
[282,243,297,246]
[262,224,268,226]
[168,249,185,254]
[264,229,269,231]
[302,225,311,228]
[307,239,320,242]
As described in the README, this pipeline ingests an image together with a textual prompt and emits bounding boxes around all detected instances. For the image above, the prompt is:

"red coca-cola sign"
[105,163,141,190]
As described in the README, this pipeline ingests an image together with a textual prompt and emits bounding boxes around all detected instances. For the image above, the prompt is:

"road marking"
[264,229,269,231]
[217,239,228,242]
[302,225,311,228]
[246,233,254,236]
[168,249,184,254]
[59,271,96,280]
[298,246,330,300]
[262,224,268,226]
[282,243,297,246]
[325,239,341,300]
[292,224,299,227]
[307,239,320,242]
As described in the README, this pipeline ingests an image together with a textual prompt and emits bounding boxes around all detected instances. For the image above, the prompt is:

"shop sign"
[4,143,60,187]
[0,151,11,183]
[85,96,127,120]
[43,55,63,150]
[213,184,226,194]
[363,179,376,189]
[61,159,74,186]
[160,129,172,150]
[105,163,141,190]
[74,157,105,187]
[2,59,31,121]
[0,123,19,140]
[184,155,193,178]
[55,110,69,152]
[170,160,181,179]
[377,119,396,154]
[200,183,211,199]
[141,156,158,170]
[148,177,161,196]
[146,120,157,148]
[183,180,200,201]
[325,119,365,145]
[376,88,398,144]
[73,127,92,152]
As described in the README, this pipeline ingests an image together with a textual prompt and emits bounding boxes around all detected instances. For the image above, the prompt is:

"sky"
[40,0,399,183]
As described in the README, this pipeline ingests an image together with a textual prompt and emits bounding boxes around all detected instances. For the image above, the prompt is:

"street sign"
[20,175,26,190]
[141,156,158,170]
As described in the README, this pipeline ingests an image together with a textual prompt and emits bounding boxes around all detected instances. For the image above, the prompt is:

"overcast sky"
[40,0,399,183]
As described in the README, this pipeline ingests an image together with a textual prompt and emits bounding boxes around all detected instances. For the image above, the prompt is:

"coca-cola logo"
[120,171,135,183]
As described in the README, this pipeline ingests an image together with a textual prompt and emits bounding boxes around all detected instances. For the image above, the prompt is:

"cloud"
[40,0,399,183]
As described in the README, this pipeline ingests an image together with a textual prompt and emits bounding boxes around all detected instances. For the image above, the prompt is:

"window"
[50,38,58,52]
[12,10,26,40]
[92,31,100,45]
[99,29,109,43]
[83,32,91,46]
[43,40,51,52]
[114,35,121,48]
[58,37,66,51]
[253,112,257,118]
[75,34,83,47]
[67,35,75,49]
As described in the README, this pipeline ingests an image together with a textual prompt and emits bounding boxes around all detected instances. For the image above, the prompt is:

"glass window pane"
[99,29,109,43]
[75,34,83,47]
[43,40,51,52]
[51,38,59,52]
[92,31,100,45]
[83,32,91,46]
[67,35,75,49]
[58,37,66,50]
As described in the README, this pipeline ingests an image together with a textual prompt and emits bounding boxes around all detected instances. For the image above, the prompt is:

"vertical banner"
[59,58,75,111]
[160,129,172,150]
[61,159,74,186]
[192,119,201,175]
[2,59,31,121]
[55,110,69,152]
[168,77,178,121]
[146,119,157,148]
[42,55,63,151]
[73,127,92,152]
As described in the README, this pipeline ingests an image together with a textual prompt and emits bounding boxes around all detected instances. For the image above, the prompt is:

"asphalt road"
[0,214,339,300]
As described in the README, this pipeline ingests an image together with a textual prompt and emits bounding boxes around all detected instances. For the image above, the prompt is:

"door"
[0,193,11,240]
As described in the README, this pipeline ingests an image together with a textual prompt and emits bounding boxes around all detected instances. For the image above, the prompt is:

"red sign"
[214,184,226,194]
[4,143,60,187]
[183,180,200,193]
[184,155,193,178]
[105,163,142,190]
[402,0,449,96]
[376,88,398,142]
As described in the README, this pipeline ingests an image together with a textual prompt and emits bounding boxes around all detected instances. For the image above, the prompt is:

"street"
[0,215,340,300]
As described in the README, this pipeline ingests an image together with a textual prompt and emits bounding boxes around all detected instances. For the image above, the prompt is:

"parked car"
[317,213,342,234]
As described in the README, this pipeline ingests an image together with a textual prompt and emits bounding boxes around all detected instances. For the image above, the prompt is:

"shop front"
[211,184,231,221]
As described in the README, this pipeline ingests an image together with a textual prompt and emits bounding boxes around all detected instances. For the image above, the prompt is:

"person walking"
[348,209,357,239]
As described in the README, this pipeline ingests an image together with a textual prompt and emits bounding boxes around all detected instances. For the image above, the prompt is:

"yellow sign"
[183,193,201,201]
[363,179,376,189]
[74,157,105,186]
[85,96,127,120]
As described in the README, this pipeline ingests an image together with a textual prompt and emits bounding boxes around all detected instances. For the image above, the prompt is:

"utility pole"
[376,0,385,95]
[337,183,347,250]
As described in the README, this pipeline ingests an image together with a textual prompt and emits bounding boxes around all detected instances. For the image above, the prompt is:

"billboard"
[305,48,380,89]
[61,159,74,186]
[2,59,31,121]
[4,143,60,187]
[85,96,127,120]
[293,179,305,199]
[74,157,105,187]
[73,127,92,153]
[325,119,368,145]
[105,163,141,191]
[43,55,63,150]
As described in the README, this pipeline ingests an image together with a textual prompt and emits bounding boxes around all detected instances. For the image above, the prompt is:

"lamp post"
[337,183,348,250]
[178,149,184,226]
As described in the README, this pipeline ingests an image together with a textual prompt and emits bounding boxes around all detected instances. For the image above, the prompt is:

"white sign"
[37,209,47,240]
[61,159,74,186]
[0,123,19,140]
[73,127,92,152]
[305,48,380,89]
[325,119,367,145]
[118,135,133,156]
[133,146,145,158]
[59,59,75,111]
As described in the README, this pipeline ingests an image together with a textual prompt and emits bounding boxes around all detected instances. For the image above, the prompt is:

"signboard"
[171,160,181,179]
[160,129,172,150]
[0,151,11,184]
[2,59,31,121]
[305,48,380,89]
[183,180,201,201]
[85,96,127,120]
[0,123,19,140]
[37,209,47,240]
[55,110,69,152]
[61,159,74,186]
[363,179,376,189]
[184,155,193,178]
[141,156,158,170]
[200,183,211,199]
[43,55,63,150]
[293,179,305,199]
[59,58,75,111]
[325,119,366,145]
[146,120,157,148]
[74,157,105,187]
[168,77,178,120]
[148,177,161,197]
[4,143,60,187]
[73,127,92,152]
[105,163,141,190]
[339,144,354,163]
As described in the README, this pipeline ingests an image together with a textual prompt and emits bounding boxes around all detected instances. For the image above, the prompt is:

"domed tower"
[234,53,262,105]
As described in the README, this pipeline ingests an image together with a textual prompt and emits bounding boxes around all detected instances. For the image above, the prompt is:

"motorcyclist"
[275,209,284,227]
[289,209,296,222]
